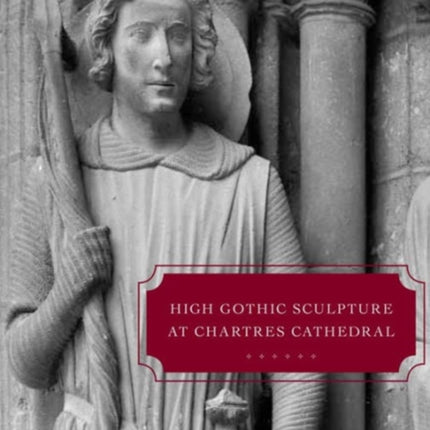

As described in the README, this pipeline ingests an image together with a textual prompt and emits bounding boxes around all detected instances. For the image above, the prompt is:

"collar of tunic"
[78,117,255,180]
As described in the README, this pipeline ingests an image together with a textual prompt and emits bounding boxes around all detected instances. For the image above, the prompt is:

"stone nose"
[152,30,172,71]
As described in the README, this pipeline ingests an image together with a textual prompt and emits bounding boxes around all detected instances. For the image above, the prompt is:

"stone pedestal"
[292,1,375,429]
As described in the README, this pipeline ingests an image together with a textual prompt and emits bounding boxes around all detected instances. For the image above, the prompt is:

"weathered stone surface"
[206,388,250,426]
[279,38,301,223]
[368,376,411,430]
[370,177,412,265]
[0,2,81,428]
[409,29,430,166]
[368,1,430,429]
[369,39,409,174]
[0,1,41,429]
[252,14,281,169]
[296,9,372,265]
[293,3,374,430]
[371,0,408,37]
[214,0,256,43]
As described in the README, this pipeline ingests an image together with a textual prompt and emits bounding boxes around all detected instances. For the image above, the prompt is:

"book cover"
[0,0,428,429]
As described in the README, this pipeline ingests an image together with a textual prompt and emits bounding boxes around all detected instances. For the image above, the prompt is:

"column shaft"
[293,1,374,429]
[296,0,374,264]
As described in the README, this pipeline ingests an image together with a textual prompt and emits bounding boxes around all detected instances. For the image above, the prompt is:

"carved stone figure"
[403,179,430,430]
[6,0,325,428]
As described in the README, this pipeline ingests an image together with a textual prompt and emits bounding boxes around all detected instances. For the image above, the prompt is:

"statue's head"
[74,0,250,139]
[86,0,218,105]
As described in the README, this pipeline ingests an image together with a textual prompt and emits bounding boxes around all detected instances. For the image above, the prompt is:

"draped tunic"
[6,118,322,430]
[403,177,430,430]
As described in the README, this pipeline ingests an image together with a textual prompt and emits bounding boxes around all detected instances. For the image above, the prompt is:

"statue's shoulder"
[199,122,252,153]
[196,123,269,179]
[77,116,106,168]
[410,176,430,212]
[405,177,430,236]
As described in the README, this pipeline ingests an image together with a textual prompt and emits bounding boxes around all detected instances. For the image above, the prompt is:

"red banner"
[139,268,421,377]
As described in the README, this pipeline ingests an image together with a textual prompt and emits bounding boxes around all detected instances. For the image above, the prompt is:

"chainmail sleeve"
[5,157,112,389]
[263,165,304,269]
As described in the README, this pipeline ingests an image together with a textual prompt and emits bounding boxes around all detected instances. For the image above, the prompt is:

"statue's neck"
[110,100,189,155]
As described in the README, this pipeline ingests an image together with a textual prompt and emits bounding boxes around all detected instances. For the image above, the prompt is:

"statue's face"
[111,0,192,115]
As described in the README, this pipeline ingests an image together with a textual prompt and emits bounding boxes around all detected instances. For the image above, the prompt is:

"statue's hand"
[61,226,114,305]
[33,0,63,53]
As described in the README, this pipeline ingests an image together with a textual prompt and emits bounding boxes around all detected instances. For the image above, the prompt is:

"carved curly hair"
[86,0,218,93]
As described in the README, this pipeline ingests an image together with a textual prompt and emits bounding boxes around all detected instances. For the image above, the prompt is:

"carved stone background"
[368,0,430,429]
[0,1,40,428]
[1,0,430,428]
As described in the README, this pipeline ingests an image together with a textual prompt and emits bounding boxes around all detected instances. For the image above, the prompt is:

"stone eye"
[130,27,152,43]
[168,25,189,44]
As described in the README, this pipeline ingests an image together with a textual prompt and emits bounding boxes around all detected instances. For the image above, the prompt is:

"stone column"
[293,0,374,265]
[253,9,282,169]
[292,1,374,430]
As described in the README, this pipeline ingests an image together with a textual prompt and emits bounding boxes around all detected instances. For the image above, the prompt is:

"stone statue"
[6,0,326,428]
[403,179,430,430]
